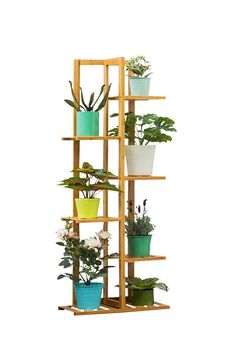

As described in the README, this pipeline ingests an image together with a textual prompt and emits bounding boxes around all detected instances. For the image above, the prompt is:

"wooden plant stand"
[58,57,170,316]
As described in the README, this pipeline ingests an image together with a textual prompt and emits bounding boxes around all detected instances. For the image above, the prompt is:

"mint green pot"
[76,111,99,136]
[129,77,151,96]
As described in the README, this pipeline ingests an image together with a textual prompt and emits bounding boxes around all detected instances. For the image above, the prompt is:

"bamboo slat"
[58,302,170,316]
[80,59,104,65]
[62,136,120,141]
[109,95,166,101]
[72,60,80,306]
[61,216,121,223]
[104,58,120,66]
[118,57,126,309]
[125,255,166,262]
[103,64,109,302]
[108,176,166,180]
[127,71,135,301]
[108,255,166,262]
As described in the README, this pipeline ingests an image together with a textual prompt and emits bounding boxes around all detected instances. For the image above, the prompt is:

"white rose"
[68,231,78,239]
[96,229,112,240]
[56,229,67,240]
[84,237,101,249]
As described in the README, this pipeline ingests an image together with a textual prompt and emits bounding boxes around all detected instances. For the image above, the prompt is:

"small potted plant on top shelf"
[126,55,152,96]
[59,162,121,219]
[125,199,155,258]
[109,112,176,176]
[57,221,112,310]
[65,81,111,137]
[125,277,168,306]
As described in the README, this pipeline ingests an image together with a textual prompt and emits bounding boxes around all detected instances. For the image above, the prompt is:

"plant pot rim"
[125,144,156,148]
[75,197,100,200]
[129,77,151,80]
[133,288,154,291]
[77,111,99,114]
[127,234,152,237]
[74,282,103,288]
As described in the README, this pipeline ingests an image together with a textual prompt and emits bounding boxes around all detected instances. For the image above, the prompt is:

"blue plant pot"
[129,77,151,96]
[74,282,103,310]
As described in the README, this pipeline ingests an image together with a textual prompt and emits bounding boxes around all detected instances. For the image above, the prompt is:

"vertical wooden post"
[118,57,126,308]
[72,59,80,307]
[127,69,135,301]
[103,63,109,303]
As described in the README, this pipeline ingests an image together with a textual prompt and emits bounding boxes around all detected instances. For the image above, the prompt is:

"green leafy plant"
[125,277,168,291]
[64,81,112,112]
[109,113,176,145]
[125,199,155,236]
[56,221,112,285]
[126,55,152,77]
[59,161,121,198]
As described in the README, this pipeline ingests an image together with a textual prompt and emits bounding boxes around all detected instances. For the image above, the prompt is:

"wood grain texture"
[127,72,135,301]
[62,136,120,141]
[103,64,109,302]
[72,60,80,306]
[118,57,126,309]
[109,95,166,101]
[58,302,170,316]
[80,60,104,65]
[61,216,121,223]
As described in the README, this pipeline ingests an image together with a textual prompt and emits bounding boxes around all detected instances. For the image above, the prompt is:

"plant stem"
[80,272,86,284]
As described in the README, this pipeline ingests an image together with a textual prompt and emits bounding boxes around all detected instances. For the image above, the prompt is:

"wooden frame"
[58,57,170,315]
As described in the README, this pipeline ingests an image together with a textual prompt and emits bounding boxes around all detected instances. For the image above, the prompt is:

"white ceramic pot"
[125,145,156,176]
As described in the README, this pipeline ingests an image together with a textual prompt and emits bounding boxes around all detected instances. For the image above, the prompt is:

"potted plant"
[57,221,112,310]
[125,199,155,257]
[109,112,176,176]
[125,277,168,306]
[126,55,152,96]
[65,81,112,136]
[59,161,120,218]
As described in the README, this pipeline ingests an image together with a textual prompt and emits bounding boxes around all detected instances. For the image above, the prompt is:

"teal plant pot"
[76,111,99,136]
[74,282,103,310]
[132,289,154,306]
[127,235,152,257]
[129,77,151,96]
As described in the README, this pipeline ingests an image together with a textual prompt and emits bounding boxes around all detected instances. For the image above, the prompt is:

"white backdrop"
[1,0,236,353]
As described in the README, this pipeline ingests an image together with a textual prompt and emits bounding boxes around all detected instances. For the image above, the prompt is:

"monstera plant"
[109,112,176,176]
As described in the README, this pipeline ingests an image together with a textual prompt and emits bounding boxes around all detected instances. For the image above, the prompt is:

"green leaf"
[93,182,121,192]
[57,274,65,280]
[95,84,112,112]
[64,99,79,111]
[90,84,105,110]
[155,282,168,291]
[88,92,95,109]
[80,87,89,111]
[56,242,65,246]
[69,80,79,105]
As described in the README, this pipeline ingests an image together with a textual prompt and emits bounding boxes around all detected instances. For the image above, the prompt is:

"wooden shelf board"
[61,216,121,223]
[109,175,166,180]
[109,95,166,101]
[108,255,166,262]
[62,136,121,141]
[58,301,170,316]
